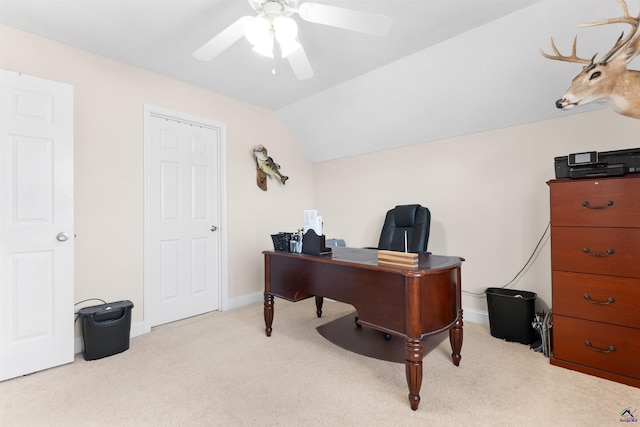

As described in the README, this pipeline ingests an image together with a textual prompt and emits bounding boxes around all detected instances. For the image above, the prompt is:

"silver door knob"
[56,232,69,242]
[210,225,218,232]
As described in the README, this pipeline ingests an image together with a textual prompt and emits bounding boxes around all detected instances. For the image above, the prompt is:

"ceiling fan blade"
[297,2,391,36]
[287,46,314,80]
[193,16,252,61]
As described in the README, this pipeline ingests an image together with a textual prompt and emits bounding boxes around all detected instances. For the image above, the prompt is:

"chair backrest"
[377,204,431,253]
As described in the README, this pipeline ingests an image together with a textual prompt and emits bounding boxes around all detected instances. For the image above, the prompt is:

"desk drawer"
[551,227,640,277]
[552,315,640,379]
[549,177,640,227]
[552,271,640,328]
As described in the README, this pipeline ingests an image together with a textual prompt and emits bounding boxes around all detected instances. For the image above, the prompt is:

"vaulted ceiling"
[2,0,635,162]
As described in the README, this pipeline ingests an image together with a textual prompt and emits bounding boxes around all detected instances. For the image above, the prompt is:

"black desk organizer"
[271,232,293,252]
[302,229,332,256]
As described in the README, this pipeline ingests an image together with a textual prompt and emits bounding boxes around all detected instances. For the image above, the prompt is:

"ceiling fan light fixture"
[243,16,271,47]
[273,16,298,42]
[252,39,275,58]
[273,16,300,58]
[194,0,392,80]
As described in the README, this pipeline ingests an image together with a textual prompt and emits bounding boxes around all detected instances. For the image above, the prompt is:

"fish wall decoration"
[253,145,289,191]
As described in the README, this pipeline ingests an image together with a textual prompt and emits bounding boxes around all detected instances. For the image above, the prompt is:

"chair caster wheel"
[354,316,362,328]
[383,333,392,341]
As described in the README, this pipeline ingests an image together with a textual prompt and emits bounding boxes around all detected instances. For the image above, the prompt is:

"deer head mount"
[541,0,640,119]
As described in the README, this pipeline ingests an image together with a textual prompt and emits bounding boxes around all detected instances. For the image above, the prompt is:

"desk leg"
[405,338,423,411]
[449,309,463,366]
[264,293,274,337]
[315,296,323,318]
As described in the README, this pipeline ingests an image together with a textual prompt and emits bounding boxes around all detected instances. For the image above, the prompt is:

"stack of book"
[377,250,418,268]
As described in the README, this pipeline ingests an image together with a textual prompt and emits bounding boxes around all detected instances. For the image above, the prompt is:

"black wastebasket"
[485,288,536,345]
[78,300,134,360]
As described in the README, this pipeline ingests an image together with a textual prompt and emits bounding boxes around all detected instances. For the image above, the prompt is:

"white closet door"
[147,114,221,327]
[0,70,74,381]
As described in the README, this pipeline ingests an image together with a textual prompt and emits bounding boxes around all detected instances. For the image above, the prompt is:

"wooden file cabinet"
[548,175,640,387]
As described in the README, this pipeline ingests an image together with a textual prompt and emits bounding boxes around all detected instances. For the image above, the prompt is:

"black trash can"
[78,300,134,360]
[485,288,536,345]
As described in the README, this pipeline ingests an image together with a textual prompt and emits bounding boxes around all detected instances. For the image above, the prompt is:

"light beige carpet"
[1,299,638,426]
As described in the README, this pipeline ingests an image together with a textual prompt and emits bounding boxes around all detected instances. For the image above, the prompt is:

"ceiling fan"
[192,0,392,80]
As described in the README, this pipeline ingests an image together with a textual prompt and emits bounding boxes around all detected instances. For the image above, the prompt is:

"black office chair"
[378,204,431,253]
[357,204,431,339]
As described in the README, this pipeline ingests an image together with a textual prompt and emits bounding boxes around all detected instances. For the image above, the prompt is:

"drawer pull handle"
[582,247,614,257]
[582,200,614,209]
[583,294,615,305]
[584,340,616,353]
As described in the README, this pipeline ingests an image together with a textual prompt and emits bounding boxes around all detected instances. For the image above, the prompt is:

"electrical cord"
[74,298,107,322]
[75,298,107,307]
[463,221,551,297]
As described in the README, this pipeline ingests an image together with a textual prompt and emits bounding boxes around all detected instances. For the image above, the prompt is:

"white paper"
[303,209,322,235]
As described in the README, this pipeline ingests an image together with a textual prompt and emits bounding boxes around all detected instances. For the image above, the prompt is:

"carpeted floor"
[1,298,638,426]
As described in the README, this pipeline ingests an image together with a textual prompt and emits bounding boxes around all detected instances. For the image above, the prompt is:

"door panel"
[148,115,220,327]
[1,70,74,381]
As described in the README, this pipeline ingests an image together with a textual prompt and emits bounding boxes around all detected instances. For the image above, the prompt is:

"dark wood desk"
[263,247,464,410]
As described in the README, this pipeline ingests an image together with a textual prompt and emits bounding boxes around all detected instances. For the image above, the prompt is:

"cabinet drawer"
[553,315,640,379]
[549,177,640,227]
[551,227,640,277]
[552,271,640,328]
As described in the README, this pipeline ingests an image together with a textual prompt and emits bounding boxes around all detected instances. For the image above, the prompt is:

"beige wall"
[0,25,314,328]
[2,24,639,331]
[314,111,639,314]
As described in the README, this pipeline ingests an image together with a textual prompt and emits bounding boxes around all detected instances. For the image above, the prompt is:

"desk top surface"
[264,247,463,274]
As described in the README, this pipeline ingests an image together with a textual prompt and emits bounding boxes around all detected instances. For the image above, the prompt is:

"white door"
[0,70,74,381]
[146,112,222,327]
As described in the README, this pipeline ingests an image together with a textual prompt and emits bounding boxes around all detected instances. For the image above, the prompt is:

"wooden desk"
[263,247,464,410]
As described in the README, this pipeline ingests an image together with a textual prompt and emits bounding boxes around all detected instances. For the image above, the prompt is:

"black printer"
[554,148,640,179]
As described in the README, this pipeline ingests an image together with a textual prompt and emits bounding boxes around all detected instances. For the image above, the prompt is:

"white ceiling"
[2,0,636,162]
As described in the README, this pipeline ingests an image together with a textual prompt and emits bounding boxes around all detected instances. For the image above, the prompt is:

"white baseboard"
[73,294,264,355]
[226,291,263,310]
[226,293,490,325]
[226,292,491,326]
[74,295,489,354]
[463,308,489,325]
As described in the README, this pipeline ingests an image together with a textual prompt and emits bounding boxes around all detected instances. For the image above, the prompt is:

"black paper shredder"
[78,300,134,361]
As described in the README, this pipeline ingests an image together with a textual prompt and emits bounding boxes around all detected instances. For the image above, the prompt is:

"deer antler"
[540,0,640,119]
[577,0,640,63]
[539,36,595,65]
